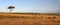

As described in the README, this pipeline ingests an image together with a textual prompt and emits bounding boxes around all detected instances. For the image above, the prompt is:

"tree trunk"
[9,9,13,13]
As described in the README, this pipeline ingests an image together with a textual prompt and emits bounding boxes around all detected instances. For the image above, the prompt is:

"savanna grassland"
[0,12,60,25]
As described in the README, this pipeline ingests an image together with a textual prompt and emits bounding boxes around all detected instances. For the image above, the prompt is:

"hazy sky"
[0,0,60,13]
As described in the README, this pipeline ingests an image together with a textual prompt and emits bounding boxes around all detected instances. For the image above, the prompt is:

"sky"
[0,0,60,14]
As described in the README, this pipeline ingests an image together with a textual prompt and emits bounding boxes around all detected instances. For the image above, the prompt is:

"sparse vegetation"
[0,12,60,25]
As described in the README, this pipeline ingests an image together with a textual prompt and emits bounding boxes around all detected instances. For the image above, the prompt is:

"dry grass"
[0,12,60,25]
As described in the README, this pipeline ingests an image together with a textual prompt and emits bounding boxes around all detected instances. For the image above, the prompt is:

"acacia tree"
[8,6,15,12]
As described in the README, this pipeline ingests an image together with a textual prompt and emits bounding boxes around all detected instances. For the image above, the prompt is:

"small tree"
[8,6,15,12]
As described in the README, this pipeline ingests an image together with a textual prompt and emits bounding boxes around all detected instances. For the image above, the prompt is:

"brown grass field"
[0,12,60,25]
